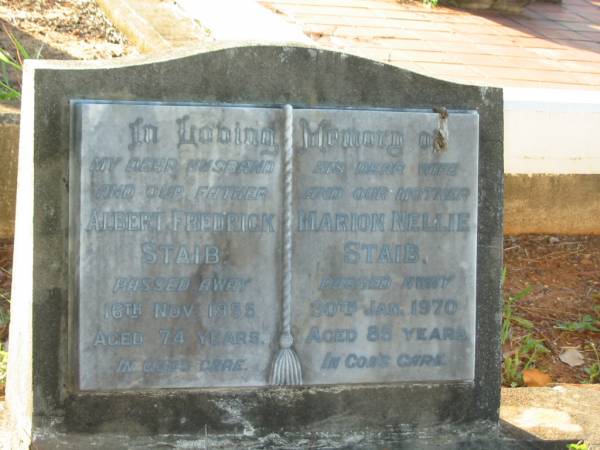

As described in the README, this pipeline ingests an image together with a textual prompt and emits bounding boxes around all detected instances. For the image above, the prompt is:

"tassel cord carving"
[270,104,302,386]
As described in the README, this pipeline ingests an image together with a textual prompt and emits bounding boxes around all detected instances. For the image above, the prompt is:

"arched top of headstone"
[26,43,500,114]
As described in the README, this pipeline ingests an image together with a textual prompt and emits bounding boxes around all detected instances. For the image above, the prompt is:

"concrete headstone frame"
[7,44,503,448]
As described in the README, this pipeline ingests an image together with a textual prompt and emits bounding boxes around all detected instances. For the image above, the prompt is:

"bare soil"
[0,0,136,88]
[503,235,600,384]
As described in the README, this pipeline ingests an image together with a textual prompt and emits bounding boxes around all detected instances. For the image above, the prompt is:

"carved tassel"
[270,104,302,386]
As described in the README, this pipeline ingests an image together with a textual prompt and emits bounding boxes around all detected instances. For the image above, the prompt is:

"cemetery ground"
[502,235,600,386]
[0,0,599,447]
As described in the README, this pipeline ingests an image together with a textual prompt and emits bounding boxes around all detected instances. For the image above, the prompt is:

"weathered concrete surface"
[505,174,600,235]
[0,102,20,239]
[1,391,592,450]
[95,0,210,53]
[501,385,600,447]
[0,102,19,123]
[6,44,503,448]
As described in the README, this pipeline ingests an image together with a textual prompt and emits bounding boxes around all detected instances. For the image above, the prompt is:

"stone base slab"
[19,424,576,450]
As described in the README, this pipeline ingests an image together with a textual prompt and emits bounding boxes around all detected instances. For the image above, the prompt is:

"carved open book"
[71,101,479,390]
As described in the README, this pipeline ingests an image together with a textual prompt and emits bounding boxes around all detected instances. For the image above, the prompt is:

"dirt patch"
[504,235,600,384]
[0,0,137,87]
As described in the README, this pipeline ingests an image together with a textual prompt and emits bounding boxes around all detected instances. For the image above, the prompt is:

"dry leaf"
[559,348,585,367]
[523,368,552,387]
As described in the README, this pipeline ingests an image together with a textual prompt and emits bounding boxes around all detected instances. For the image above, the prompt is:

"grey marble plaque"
[72,102,284,390]
[292,108,478,384]
[71,101,478,390]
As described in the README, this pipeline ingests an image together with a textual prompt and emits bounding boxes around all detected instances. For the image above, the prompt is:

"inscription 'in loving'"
[176,115,279,155]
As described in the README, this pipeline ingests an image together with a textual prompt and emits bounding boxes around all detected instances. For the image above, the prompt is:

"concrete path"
[176,0,311,43]
[95,0,309,52]
[260,0,600,90]
[95,0,600,90]
[501,385,600,447]
[98,0,600,90]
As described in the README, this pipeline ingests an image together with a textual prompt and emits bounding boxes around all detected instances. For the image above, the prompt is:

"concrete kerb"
[503,87,600,235]
[96,0,172,53]
[93,0,311,54]
[176,0,312,44]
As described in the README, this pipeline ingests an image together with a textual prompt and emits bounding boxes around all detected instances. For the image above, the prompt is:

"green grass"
[502,334,550,387]
[583,342,599,384]
[502,268,533,345]
[0,26,43,100]
[0,306,8,328]
[556,314,600,333]
[501,268,551,387]
[567,441,589,450]
[0,343,7,386]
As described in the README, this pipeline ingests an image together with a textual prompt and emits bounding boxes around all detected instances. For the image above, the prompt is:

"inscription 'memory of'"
[299,119,404,156]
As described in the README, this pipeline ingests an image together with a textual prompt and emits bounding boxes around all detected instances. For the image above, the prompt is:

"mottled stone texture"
[0,123,19,238]
[7,45,503,448]
[505,174,600,235]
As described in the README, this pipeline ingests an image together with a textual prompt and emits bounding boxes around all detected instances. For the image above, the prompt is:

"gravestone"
[7,45,503,449]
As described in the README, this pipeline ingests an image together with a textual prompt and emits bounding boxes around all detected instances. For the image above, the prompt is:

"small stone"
[559,348,585,367]
[523,368,552,387]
